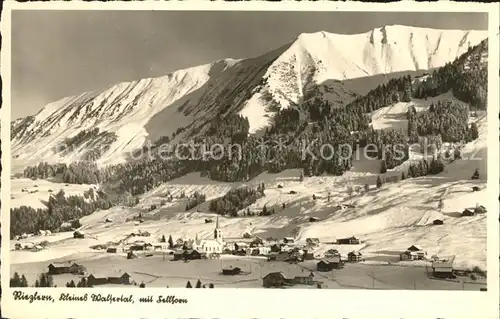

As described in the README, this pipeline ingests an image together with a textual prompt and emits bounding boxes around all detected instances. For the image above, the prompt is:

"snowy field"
[10,178,96,210]
[10,253,486,290]
[9,91,489,290]
[10,156,487,272]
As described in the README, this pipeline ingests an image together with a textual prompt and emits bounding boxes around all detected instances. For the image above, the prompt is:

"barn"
[87,272,131,286]
[347,251,363,262]
[73,231,85,239]
[462,209,475,217]
[222,267,241,276]
[48,262,85,275]
[262,272,288,288]
[337,236,360,245]
[317,260,333,272]
[432,257,455,278]
[173,249,202,261]
[433,219,444,225]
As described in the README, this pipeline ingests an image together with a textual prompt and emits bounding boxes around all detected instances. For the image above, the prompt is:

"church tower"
[214,215,222,241]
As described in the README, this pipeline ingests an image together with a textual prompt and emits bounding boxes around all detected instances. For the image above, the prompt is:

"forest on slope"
[11,39,488,237]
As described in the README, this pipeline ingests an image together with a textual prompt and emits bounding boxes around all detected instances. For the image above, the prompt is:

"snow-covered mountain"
[11,25,487,171]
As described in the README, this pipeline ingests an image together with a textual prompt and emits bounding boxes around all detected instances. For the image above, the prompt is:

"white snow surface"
[11,25,487,171]
[11,178,97,210]
[260,25,486,109]
[11,94,488,270]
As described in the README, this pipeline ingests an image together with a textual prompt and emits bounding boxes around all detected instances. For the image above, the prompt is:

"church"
[193,215,225,254]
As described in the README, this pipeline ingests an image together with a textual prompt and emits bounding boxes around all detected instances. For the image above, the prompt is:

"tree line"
[10,188,112,238]
[407,100,478,144]
[413,39,487,109]
[11,272,216,289]
[10,272,58,288]
[209,184,265,217]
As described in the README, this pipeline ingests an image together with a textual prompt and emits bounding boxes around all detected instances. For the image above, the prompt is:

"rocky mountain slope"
[11,25,487,172]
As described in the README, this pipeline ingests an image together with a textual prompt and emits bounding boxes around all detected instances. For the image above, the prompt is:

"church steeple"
[214,215,222,241]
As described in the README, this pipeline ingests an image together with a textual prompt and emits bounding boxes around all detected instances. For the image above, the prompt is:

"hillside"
[11,25,487,172]
[10,25,489,275]
[11,97,488,269]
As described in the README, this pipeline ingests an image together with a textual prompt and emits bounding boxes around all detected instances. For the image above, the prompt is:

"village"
[11,209,487,290]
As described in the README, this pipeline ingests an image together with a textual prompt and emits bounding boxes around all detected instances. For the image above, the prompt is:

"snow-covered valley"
[9,24,490,290]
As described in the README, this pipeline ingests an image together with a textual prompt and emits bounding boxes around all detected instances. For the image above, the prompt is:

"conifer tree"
[380,160,387,174]
[469,122,479,140]
[168,235,174,248]
[10,272,21,287]
[20,274,29,287]
[471,168,480,180]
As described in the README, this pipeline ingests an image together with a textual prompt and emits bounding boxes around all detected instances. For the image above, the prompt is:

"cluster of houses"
[48,262,86,275]
[87,272,131,286]
[267,248,315,263]
[46,262,132,286]
[168,232,363,266]
[315,248,363,271]
[461,205,487,217]
[263,270,318,288]
[431,255,455,278]
[129,230,151,237]
[399,245,427,261]
[398,245,455,278]
[14,242,45,252]
[336,236,360,245]
[13,233,35,240]
[317,249,343,271]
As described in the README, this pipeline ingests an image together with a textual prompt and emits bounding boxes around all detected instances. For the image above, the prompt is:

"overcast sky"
[11,10,488,119]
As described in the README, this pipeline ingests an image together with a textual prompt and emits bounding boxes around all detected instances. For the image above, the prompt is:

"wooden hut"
[222,267,241,276]
[73,231,85,239]
[348,251,363,262]
[337,236,360,245]
[462,209,475,217]
[433,219,444,225]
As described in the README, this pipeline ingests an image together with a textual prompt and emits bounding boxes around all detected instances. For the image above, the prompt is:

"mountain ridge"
[11,25,487,171]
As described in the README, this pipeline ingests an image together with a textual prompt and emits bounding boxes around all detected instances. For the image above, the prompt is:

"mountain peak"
[12,26,488,169]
